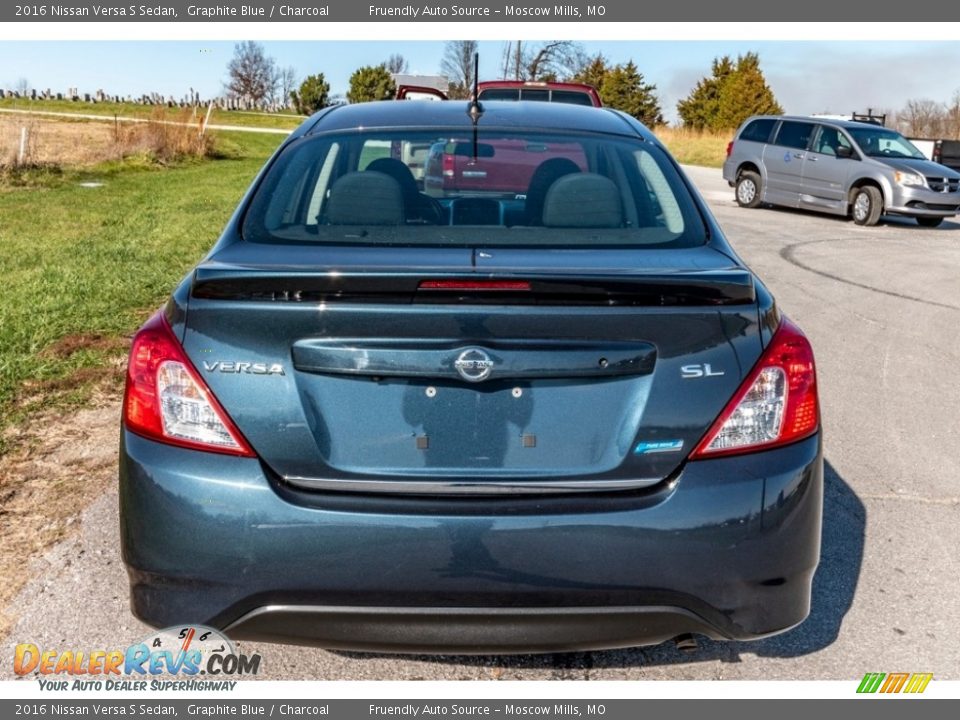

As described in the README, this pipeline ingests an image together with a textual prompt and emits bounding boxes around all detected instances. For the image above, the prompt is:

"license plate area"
[295,375,654,477]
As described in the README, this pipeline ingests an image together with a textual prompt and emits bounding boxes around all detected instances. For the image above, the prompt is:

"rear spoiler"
[191,269,755,306]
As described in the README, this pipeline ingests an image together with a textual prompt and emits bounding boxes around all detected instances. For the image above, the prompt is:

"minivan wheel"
[916,216,944,228]
[851,186,882,226]
[735,171,762,208]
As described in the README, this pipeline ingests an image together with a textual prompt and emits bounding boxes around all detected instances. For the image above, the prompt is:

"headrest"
[326,171,404,225]
[365,158,420,203]
[542,173,622,228]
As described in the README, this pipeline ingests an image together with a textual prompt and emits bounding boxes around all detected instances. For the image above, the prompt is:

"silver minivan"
[723,115,960,227]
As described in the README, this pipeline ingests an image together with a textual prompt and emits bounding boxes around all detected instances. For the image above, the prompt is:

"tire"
[851,186,882,226]
[916,216,944,228]
[735,171,762,208]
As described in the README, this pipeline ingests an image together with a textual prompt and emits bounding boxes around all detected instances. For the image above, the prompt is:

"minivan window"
[812,126,854,157]
[242,129,706,249]
[774,121,815,151]
[847,127,926,159]
[740,118,776,143]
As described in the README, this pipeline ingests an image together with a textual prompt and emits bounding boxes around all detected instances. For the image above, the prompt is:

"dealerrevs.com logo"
[14,626,260,691]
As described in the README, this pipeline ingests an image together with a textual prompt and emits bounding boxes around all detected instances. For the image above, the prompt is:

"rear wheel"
[916,216,944,228]
[851,186,882,226]
[735,171,762,208]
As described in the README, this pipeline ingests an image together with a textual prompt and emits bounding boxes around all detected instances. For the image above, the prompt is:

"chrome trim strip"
[282,475,662,495]
[226,604,698,625]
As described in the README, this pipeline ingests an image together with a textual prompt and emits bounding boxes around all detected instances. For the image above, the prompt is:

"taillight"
[690,316,818,459]
[442,152,455,178]
[123,312,256,457]
[726,141,734,158]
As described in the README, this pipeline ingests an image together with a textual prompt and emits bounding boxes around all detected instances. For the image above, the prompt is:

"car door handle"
[793,153,805,159]
[807,156,818,162]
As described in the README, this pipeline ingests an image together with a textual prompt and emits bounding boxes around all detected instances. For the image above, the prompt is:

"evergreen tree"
[347,65,396,104]
[715,53,782,130]
[676,56,734,131]
[677,53,781,131]
[599,61,664,126]
[570,54,610,95]
[290,74,331,115]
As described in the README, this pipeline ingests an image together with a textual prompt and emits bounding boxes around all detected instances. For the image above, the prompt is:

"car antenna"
[466,52,483,163]
[467,52,483,125]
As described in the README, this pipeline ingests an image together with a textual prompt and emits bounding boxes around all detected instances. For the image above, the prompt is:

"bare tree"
[441,40,478,98]
[899,98,947,138]
[385,54,409,75]
[279,66,298,108]
[497,41,584,82]
[499,42,515,80]
[225,41,278,109]
[524,41,583,81]
[15,77,29,96]
[946,90,960,140]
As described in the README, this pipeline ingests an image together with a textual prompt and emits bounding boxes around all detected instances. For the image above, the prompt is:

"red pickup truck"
[401,81,601,197]
[396,80,602,107]
[423,138,588,197]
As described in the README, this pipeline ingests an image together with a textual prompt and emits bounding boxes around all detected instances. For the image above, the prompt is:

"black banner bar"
[3,1,956,23]
[0,700,957,720]
[0,690,960,720]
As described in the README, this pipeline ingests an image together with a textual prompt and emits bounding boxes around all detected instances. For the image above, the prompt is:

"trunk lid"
[181,243,763,494]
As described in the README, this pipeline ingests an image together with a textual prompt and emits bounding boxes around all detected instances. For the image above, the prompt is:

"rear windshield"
[476,88,594,105]
[551,90,595,106]
[242,128,705,249]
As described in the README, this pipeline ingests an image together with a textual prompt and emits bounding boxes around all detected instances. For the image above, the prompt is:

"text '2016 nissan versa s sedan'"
[120,99,822,654]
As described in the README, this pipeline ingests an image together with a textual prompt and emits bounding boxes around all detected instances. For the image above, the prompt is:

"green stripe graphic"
[857,673,886,693]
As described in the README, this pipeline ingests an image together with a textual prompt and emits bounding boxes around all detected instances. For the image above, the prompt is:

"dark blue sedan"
[119,100,822,653]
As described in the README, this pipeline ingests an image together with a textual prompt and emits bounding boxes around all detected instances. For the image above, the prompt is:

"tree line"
[224,40,786,130]
[224,41,958,140]
[223,40,784,130]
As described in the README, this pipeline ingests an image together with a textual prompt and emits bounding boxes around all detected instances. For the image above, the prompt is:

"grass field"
[0,96,305,131]
[654,127,732,169]
[0,130,283,451]
[0,108,732,453]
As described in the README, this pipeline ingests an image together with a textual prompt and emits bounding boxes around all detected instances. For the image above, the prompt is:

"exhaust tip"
[673,633,699,653]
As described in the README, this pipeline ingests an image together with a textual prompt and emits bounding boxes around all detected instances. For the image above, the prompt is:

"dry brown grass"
[136,107,214,162]
[654,126,733,169]
[0,108,215,169]
[0,116,114,166]
[0,384,123,638]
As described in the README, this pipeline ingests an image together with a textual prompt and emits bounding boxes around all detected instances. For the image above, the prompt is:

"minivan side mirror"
[836,145,856,160]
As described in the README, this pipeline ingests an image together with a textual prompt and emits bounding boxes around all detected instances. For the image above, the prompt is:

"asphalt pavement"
[3,166,958,681]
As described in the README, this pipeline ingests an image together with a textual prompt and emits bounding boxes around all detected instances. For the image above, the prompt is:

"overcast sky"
[2,41,958,123]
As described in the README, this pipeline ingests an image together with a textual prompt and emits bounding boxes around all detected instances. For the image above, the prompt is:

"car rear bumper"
[120,429,823,653]
[223,605,738,654]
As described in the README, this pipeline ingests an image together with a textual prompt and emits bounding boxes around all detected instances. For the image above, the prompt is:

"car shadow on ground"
[333,459,864,670]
